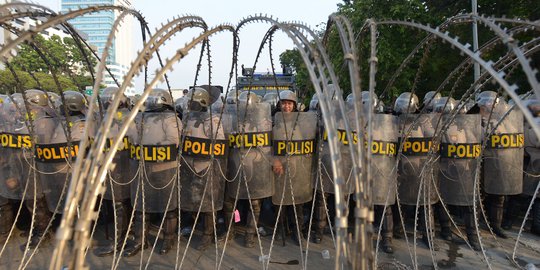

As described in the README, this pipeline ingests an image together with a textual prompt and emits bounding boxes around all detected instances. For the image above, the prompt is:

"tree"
[7,34,97,93]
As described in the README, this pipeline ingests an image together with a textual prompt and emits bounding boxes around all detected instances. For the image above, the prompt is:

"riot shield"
[0,120,38,200]
[523,119,540,197]
[101,109,135,201]
[371,114,399,205]
[316,101,354,194]
[36,117,79,213]
[483,110,524,195]
[130,112,181,213]
[224,102,273,200]
[272,111,317,206]
[180,111,227,212]
[439,114,482,206]
[397,113,440,206]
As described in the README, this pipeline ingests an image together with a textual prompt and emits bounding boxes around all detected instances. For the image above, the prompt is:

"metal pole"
[472,0,480,88]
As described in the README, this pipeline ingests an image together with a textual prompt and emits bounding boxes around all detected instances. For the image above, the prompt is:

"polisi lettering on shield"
[369,140,398,156]
[273,139,315,156]
[228,131,271,148]
[322,129,358,145]
[182,136,227,158]
[0,133,32,149]
[488,133,524,149]
[441,143,481,159]
[35,142,80,163]
[400,137,436,155]
[130,144,177,162]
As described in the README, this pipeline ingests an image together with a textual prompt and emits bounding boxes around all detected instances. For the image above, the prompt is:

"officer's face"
[281,100,295,113]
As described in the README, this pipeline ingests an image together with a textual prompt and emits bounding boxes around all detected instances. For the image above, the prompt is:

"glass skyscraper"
[61,0,134,93]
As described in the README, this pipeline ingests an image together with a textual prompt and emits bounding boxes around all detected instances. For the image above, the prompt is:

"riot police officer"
[436,97,482,250]
[360,92,399,253]
[478,91,524,239]
[394,92,440,250]
[124,88,182,256]
[223,91,273,248]
[272,90,317,245]
[94,87,136,256]
[422,91,442,113]
[179,87,228,251]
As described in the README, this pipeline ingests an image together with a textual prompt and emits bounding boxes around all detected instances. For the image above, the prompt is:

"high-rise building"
[61,0,135,94]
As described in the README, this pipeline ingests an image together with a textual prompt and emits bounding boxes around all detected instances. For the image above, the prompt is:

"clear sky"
[36,0,341,93]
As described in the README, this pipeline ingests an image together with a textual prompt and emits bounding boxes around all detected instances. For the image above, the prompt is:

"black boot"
[289,204,305,246]
[124,211,148,257]
[380,237,394,254]
[502,195,519,230]
[0,202,14,237]
[419,206,439,251]
[487,195,508,239]
[438,206,453,241]
[197,212,215,251]
[159,210,178,254]
[392,204,404,239]
[96,201,128,257]
[531,201,540,236]
[464,206,481,251]
[222,197,236,241]
[312,192,327,244]
[25,198,51,249]
[244,199,261,248]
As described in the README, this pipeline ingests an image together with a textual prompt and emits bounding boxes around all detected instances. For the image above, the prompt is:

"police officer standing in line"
[179,87,228,251]
[478,91,524,239]
[94,87,136,256]
[436,97,482,250]
[272,90,317,245]
[358,92,400,253]
[394,92,440,249]
[0,95,18,241]
[223,91,273,248]
[124,89,182,256]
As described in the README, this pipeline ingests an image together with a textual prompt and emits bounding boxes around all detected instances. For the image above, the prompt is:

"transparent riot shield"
[272,111,317,206]
[439,114,482,206]
[101,109,135,201]
[316,101,354,194]
[224,102,273,200]
[371,114,399,205]
[523,119,540,197]
[484,110,524,195]
[36,116,79,213]
[179,111,227,212]
[130,112,181,213]
[397,113,440,206]
[0,130,35,200]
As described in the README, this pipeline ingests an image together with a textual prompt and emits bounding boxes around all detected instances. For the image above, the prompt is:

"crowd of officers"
[0,86,539,259]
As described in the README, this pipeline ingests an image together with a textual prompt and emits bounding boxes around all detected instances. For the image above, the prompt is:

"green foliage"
[280,0,538,106]
[5,34,97,93]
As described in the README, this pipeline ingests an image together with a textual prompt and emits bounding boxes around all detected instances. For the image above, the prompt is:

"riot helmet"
[226,90,239,104]
[186,87,210,112]
[25,89,48,107]
[422,91,441,112]
[433,97,458,114]
[144,88,173,112]
[393,92,419,114]
[278,90,297,112]
[262,92,279,111]
[238,91,260,105]
[63,91,87,113]
[309,93,319,111]
[100,86,128,110]
[361,91,378,113]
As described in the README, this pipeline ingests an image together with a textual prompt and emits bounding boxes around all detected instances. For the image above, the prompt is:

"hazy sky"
[36,0,341,93]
